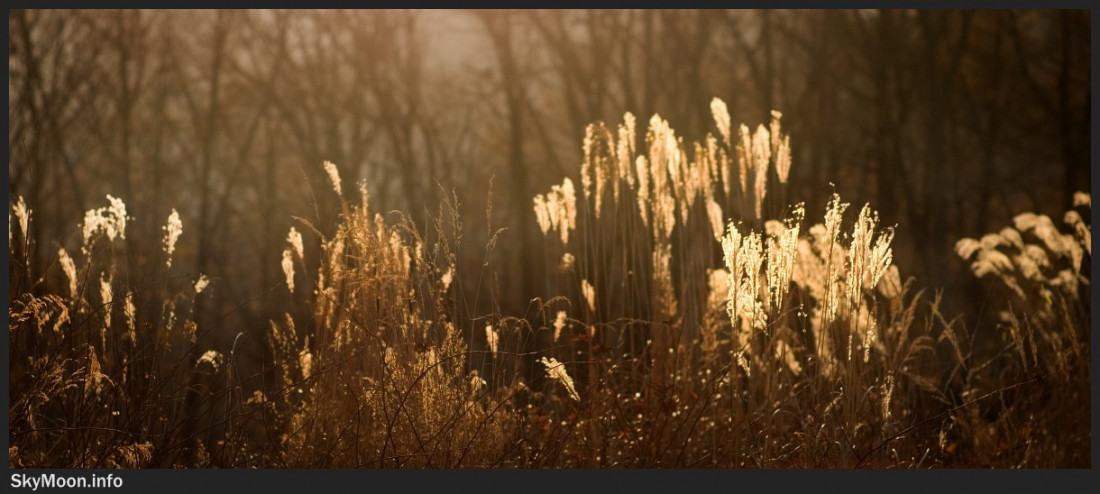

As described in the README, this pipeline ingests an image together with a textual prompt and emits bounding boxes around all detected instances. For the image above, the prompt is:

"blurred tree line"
[9,10,1090,353]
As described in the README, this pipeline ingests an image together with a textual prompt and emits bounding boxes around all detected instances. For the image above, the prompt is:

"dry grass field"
[8,98,1090,468]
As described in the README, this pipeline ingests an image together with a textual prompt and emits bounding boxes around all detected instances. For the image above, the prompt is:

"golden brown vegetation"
[8,99,1090,468]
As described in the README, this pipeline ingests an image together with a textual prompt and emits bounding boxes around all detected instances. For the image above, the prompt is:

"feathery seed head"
[581,279,596,312]
[706,197,725,241]
[736,351,751,377]
[868,226,895,291]
[281,248,295,293]
[287,227,304,260]
[846,204,877,313]
[769,110,783,153]
[561,178,577,240]
[1073,191,1090,208]
[533,178,577,244]
[560,252,575,272]
[299,348,312,380]
[876,265,902,299]
[533,194,551,235]
[540,357,580,401]
[99,272,113,331]
[124,291,137,342]
[737,124,752,195]
[82,195,131,254]
[882,372,895,421]
[750,125,772,220]
[106,195,128,239]
[553,310,567,342]
[775,135,792,184]
[441,266,454,292]
[710,98,732,146]
[617,112,637,188]
[196,350,224,373]
[821,194,850,327]
[194,274,210,294]
[323,161,342,196]
[766,204,804,310]
[722,221,744,326]
[163,209,183,268]
[58,248,78,300]
[12,196,30,244]
[955,238,981,260]
[635,156,651,226]
[485,324,499,355]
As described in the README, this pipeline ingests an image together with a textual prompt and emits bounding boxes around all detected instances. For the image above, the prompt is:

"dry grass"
[7,99,1090,468]
[950,194,1091,467]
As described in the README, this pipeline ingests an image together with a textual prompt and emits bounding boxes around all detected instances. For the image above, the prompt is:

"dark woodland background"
[8,9,1090,377]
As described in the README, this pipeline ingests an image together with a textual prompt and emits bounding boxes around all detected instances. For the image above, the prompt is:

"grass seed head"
[323,160,343,196]
[540,357,580,402]
[163,209,182,268]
